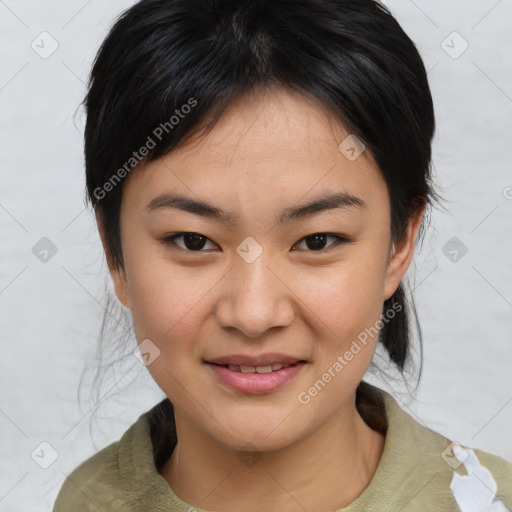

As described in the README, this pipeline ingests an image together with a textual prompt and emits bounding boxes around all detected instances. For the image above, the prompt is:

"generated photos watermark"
[93,97,197,201]
[297,301,402,405]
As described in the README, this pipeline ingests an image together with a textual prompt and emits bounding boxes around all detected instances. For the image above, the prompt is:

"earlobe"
[383,204,426,300]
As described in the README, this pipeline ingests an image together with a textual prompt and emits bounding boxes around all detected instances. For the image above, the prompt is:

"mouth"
[205,359,308,394]
[208,360,307,374]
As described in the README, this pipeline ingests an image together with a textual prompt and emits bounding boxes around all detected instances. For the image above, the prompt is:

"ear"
[383,203,426,301]
[96,211,131,309]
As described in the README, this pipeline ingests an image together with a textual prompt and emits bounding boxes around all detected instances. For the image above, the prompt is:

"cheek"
[123,245,206,342]
[128,272,206,343]
[126,265,206,396]
[298,256,387,342]
[294,262,387,408]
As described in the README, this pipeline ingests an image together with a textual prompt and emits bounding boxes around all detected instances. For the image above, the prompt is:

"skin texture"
[98,86,425,512]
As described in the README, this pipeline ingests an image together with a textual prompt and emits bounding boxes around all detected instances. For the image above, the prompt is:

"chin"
[214,416,301,453]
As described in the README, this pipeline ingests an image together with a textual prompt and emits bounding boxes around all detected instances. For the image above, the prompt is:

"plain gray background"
[1,0,511,510]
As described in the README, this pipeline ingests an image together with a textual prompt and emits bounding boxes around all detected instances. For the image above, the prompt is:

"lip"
[205,352,305,367]
[206,361,307,394]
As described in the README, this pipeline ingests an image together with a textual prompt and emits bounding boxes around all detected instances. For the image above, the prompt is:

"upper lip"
[206,353,306,367]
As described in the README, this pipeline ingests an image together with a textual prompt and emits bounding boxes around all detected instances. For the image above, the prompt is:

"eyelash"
[160,232,352,254]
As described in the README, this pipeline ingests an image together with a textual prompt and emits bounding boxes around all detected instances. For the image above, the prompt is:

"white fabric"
[450,444,510,512]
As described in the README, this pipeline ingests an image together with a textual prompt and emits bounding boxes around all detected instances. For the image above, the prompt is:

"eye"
[161,232,218,252]
[292,233,351,252]
[160,232,351,253]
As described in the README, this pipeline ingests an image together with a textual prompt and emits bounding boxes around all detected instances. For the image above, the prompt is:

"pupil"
[306,234,327,251]
[184,233,206,251]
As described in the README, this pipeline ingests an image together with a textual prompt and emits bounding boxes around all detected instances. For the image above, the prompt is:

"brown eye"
[161,232,218,252]
[292,233,350,252]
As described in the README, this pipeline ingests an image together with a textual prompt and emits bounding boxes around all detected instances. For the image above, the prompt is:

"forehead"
[171,87,370,167]
[122,87,390,219]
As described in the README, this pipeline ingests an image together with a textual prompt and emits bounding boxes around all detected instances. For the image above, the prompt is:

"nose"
[215,252,295,339]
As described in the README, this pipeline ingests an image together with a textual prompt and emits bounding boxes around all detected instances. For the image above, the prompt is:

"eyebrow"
[145,190,367,225]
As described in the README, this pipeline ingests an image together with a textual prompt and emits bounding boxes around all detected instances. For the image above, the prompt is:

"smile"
[206,361,307,394]
[216,362,297,373]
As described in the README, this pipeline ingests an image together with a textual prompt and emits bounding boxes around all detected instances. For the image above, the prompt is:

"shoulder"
[460,446,512,508]
[53,409,156,512]
[53,437,129,512]
[395,397,512,509]
[392,395,512,505]
[359,383,512,511]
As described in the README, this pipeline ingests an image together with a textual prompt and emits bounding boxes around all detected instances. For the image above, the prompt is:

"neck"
[160,395,385,512]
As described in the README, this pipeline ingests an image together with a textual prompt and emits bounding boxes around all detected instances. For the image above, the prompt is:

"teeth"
[226,363,294,373]
[255,365,273,374]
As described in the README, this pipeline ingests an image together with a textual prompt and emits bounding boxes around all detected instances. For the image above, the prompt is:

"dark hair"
[81,0,444,457]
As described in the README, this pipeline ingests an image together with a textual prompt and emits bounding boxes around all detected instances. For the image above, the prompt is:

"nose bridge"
[217,248,294,338]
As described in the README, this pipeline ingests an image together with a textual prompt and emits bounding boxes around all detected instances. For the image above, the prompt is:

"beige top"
[53,382,512,511]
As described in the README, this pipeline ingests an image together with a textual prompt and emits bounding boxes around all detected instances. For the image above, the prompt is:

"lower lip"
[206,362,306,394]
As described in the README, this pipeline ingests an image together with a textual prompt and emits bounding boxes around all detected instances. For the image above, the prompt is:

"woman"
[53,0,512,510]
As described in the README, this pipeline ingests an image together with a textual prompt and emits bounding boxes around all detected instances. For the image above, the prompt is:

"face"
[101,87,423,453]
